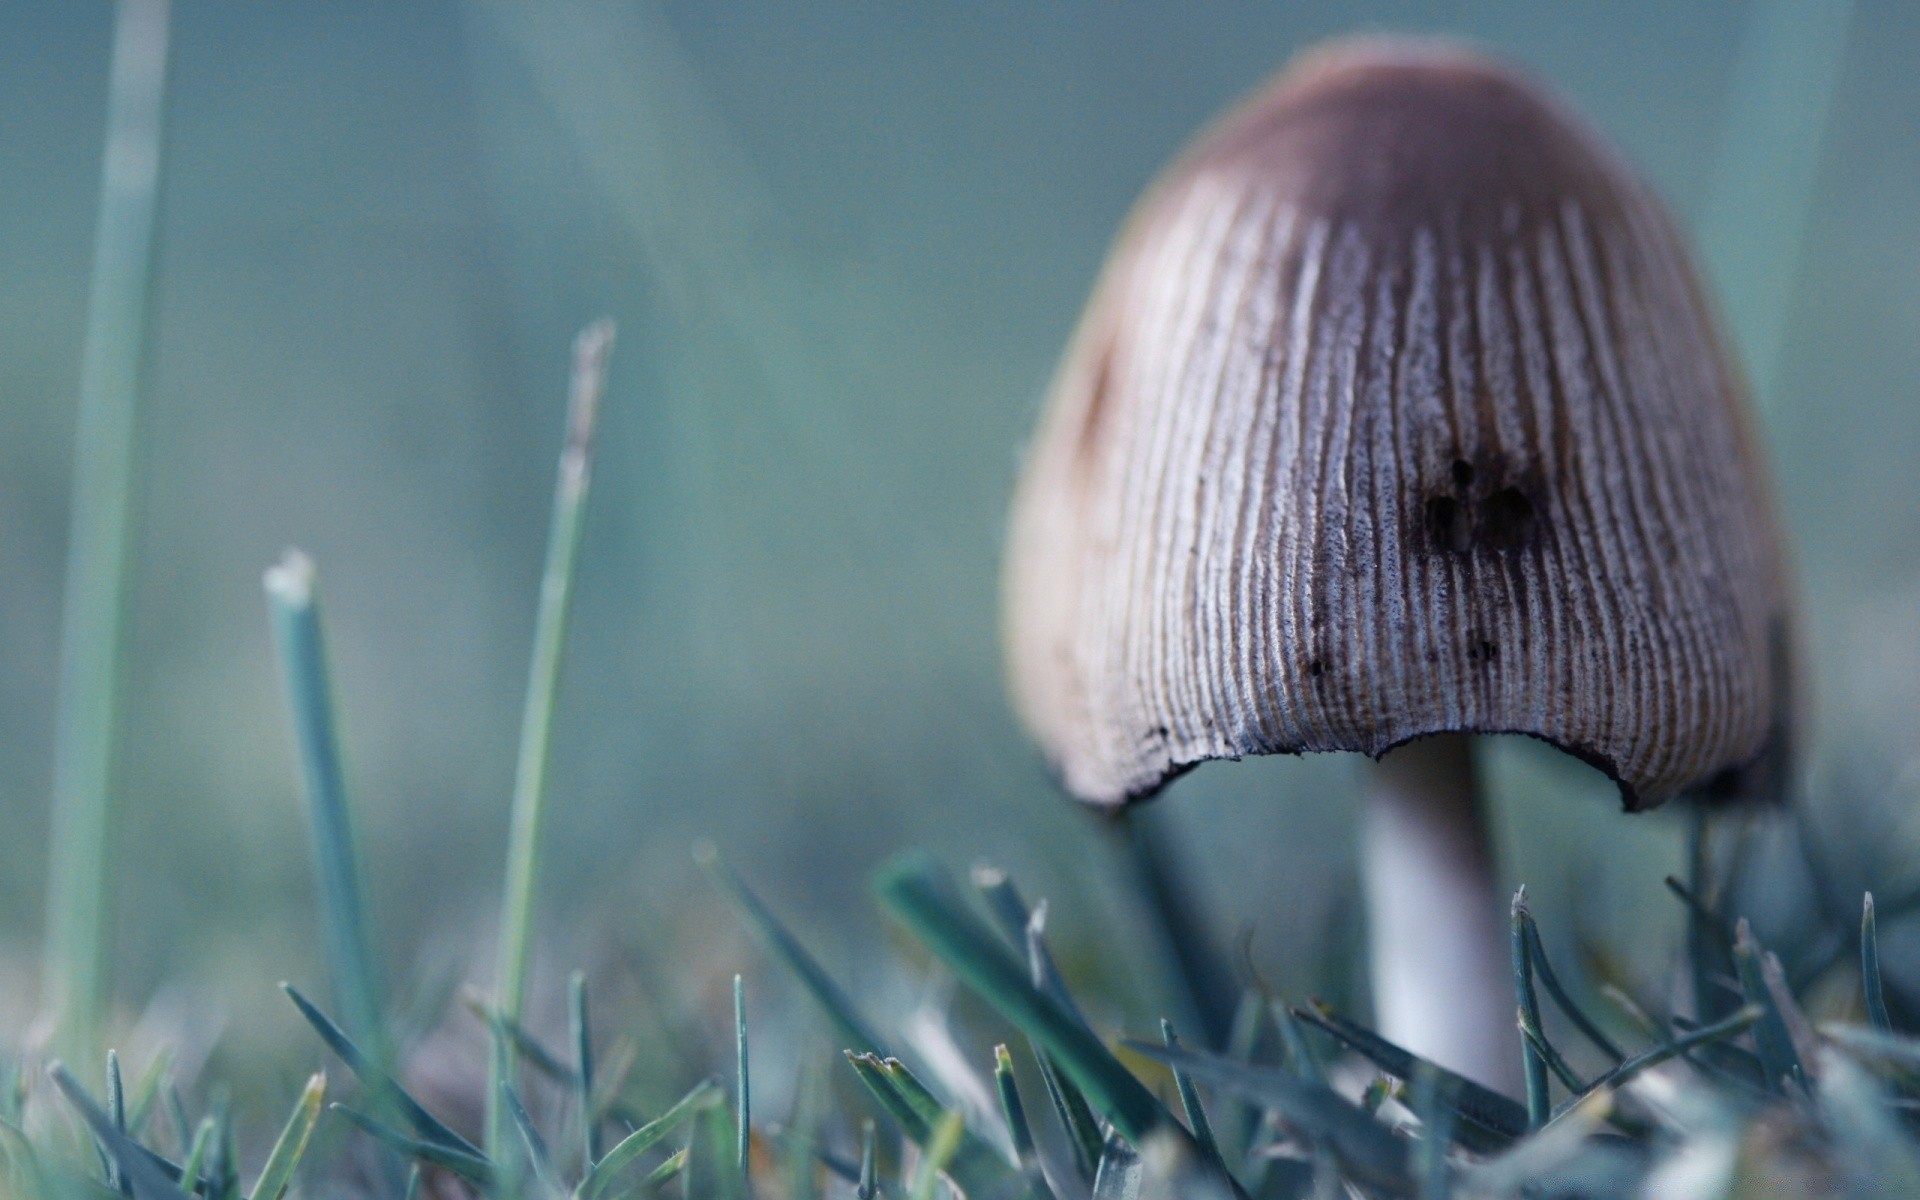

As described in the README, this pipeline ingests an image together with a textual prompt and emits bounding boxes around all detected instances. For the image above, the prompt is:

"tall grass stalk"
[264,552,391,1070]
[41,0,172,1064]
[486,319,616,1155]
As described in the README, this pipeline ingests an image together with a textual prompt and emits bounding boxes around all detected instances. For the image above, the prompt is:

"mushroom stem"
[1359,734,1520,1093]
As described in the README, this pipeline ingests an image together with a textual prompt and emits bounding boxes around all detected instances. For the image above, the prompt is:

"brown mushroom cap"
[1003,38,1792,810]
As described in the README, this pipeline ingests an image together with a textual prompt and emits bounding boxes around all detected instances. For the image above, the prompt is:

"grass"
[12,5,1916,1199]
[41,0,172,1066]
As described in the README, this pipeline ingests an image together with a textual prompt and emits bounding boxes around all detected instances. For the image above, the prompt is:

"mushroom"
[1002,38,1793,1090]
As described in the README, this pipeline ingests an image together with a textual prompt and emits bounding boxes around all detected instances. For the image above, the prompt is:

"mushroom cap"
[1003,38,1793,811]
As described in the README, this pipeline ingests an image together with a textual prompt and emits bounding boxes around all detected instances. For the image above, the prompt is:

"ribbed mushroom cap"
[1004,39,1792,810]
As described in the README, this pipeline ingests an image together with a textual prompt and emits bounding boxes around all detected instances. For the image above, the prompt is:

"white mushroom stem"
[1359,734,1521,1093]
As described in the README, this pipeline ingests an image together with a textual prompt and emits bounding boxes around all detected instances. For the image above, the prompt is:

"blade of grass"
[1160,1022,1221,1172]
[856,1120,876,1200]
[42,0,172,1066]
[49,1063,193,1200]
[108,1050,129,1196]
[683,1099,743,1200]
[570,971,598,1168]
[248,1073,325,1200]
[1521,915,1625,1063]
[330,1106,496,1189]
[282,984,481,1158]
[575,1080,722,1200]
[1289,1005,1528,1140]
[908,1111,965,1200]
[490,319,617,1157]
[177,1119,213,1198]
[265,553,391,1070]
[645,1147,689,1188]
[1126,1041,1411,1196]
[844,1055,1019,1199]
[697,843,889,1056]
[1864,893,1892,1033]
[734,975,749,1179]
[1733,920,1802,1091]
[505,1083,564,1197]
[1113,809,1237,1049]
[1511,891,1549,1129]
[1557,1005,1763,1113]
[873,854,1178,1147]
[995,1045,1054,1200]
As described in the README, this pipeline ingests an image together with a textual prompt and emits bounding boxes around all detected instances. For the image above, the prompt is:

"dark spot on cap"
[1425,494,1472,553]
[1480,486,1536,549]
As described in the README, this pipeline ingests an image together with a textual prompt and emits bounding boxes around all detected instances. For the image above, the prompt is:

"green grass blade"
[571,971,598,1168]
[1128,1041,1410,1196]
[697,844,889,1056]
[645,1147,689,1188]
[994,1045,1048,1196]
[1864,893,1892,1033]
[847,1053,928,1140]
[490,319,617,1158]
[1159,1022,1220,1171]
[177,1119,213,1197]
[330,1105,497,1189]
[49,1063,193,1200]
[908,1112,965,1200]
[682,1099,743,1200]
[1560,1005,1762,1110]
[843,1055,1019,1199]
[1521,915,1625,1062]
[107,1050,129,1196]
[265,554,391,1069]
[734,975,749,1178]
[247,1073,325,1200]
[282,984,482,1158]
[855,1120,876,1200]
[505,1082,564,1196]
[42,0,172,1065]
[575,1080,721,1200]
[1510,892,1550,1129]
[874,853,1177,1147]
[1289,1005,1528,1139]
[1732,920,1802,1090]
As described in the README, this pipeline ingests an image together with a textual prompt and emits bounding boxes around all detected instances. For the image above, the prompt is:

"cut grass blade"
[282,984,481,1159]
[42,0,172,1065]
[697,843,889,1057]
[1127,1041,1411,1196]
[843,1054,1019,1199]
[874,853,1178,1148]
[1864,893,1892,1033]
[505,1083,565,1197]
[490,319,617,1158]
[265,553,391,1070]
[575,1079,722,1200]
[108,1050,129,1197]
[1511,890,1550,1129]
[247,1073,325,1200]
[48,1063,193,1200]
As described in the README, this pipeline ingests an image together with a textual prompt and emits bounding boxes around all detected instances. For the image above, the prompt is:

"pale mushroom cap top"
[1003,39,1792,810]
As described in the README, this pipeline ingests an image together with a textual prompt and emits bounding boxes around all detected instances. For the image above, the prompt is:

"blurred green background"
[0,0,1911,1071]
